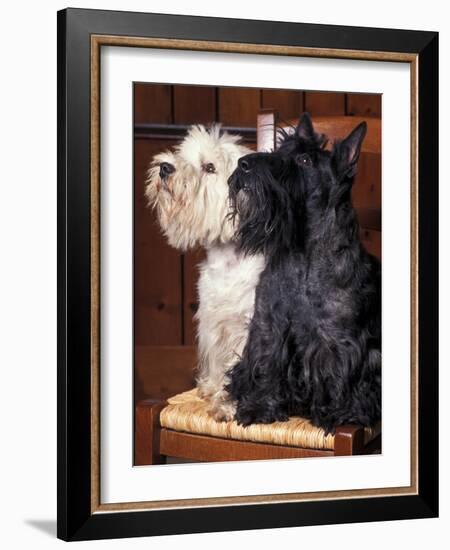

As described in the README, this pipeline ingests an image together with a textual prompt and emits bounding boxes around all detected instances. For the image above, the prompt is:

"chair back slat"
[257,110,277,152]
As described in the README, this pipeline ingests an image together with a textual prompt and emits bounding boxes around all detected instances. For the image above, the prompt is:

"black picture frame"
[57,7,438,541]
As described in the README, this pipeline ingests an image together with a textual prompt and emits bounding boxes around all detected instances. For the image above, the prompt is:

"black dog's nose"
[159,162,175,179]
[238,157,252,173]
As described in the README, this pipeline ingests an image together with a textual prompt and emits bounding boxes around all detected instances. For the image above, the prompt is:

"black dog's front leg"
[227,354,289,426]
[235,394,289,426]
[226,265,293,426]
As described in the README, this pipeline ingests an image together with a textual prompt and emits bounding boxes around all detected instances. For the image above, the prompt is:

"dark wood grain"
[218,86,260,126]
[347,93,382,117]
[360,228,381,260]
[135,399,167,465]
[135,423,374,465]
[353,152,381,212]
[160,429,335,461]
[173,85,216,124]
[134,345,197,401]
[355,208,381,232]
[134,83,172,124]
[305,91,346,115]
[334,425,365,456]
[261,89,304,121]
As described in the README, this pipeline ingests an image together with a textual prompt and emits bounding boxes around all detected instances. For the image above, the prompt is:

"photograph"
[1,0,446,548]
[54,7,439,541]
[133,84,382,465]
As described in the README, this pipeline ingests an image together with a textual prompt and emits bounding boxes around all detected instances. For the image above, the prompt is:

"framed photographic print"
[57,8,438,541]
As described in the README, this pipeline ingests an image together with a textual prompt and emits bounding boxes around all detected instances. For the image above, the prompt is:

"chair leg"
[334,425,365,456]
[135,399,167,465]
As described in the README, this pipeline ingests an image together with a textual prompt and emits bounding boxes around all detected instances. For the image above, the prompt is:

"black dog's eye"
[296,153,312,167]
[203,162,216,174]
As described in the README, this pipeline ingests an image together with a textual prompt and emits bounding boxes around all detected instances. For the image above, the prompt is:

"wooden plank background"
[133,84,382,404]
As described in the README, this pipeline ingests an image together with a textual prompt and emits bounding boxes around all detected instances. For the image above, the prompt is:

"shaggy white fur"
[145,125,264,420]
[196,244,265,420]
[146,125,243,250]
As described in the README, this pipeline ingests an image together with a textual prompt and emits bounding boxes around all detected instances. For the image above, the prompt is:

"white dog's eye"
[203,162,216,174]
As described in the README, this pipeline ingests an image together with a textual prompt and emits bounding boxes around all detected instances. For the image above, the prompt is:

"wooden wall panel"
[347,93,382,117]
[304,91,346,115]
[218,87,261,126]
[360,229,381,260]
[135,346,197,401]
[134,83,172,124]
[352,153,382,213]
[134,139,183,347]
[261,90,304,121]
[173,85,216,125]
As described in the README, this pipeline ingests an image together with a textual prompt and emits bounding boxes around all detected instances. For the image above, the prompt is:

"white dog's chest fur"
[196,244,264,399]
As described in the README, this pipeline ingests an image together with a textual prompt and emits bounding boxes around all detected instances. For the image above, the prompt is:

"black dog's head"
[228,113,367,257]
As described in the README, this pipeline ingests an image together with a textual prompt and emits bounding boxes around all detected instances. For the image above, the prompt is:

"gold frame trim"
[90,35,419,514]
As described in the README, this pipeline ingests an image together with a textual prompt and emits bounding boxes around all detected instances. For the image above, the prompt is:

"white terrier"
[146,125,264,420]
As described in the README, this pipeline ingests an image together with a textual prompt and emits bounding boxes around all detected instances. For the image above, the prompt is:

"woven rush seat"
[160,388,380,451]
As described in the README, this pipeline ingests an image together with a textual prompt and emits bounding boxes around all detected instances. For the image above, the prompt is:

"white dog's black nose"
[159,162,175,179]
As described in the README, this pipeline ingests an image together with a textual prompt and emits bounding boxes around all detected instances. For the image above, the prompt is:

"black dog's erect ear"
[296,112,315,141]
[333,121,367,180]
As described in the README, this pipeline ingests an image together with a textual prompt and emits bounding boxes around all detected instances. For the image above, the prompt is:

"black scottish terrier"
[227,113,381,433]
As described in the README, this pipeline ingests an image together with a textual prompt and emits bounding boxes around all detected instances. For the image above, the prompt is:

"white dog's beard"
[147,173,235,250]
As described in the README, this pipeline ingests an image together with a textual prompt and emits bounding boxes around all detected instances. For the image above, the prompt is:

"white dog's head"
[145,125,251,250]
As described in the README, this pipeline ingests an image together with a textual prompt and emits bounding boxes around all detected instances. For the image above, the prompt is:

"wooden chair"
[135,393,381,465]
[134,111,382,465]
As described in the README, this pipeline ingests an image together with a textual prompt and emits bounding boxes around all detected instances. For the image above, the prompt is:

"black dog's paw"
[235,412,256,427]
[261,409,290,424]
[322,424,337,436]
[235,406,289,426]
[309,415,337,435]
[233,406,256,426]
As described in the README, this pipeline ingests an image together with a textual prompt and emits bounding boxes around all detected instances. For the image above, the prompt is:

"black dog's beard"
[229,166,301,257]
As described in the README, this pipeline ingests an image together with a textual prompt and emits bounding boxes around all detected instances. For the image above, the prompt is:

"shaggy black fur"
[227,113,381,433]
